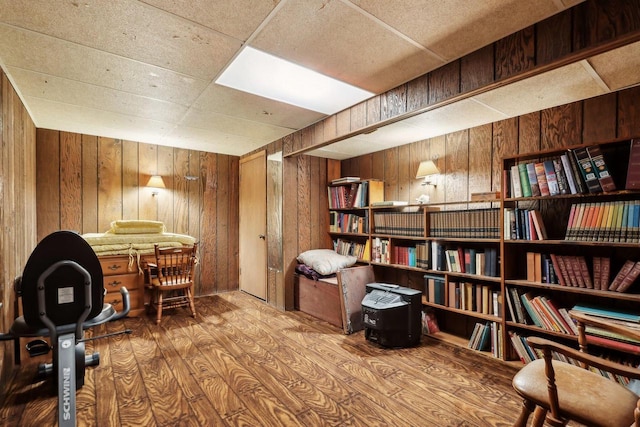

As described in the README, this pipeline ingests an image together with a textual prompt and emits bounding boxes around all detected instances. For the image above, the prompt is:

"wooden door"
[239,151,267,299]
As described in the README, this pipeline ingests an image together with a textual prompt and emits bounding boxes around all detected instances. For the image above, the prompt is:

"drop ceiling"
[0,0,592,157]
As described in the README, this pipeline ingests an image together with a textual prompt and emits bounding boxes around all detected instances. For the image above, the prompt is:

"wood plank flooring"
[1,291,529,426]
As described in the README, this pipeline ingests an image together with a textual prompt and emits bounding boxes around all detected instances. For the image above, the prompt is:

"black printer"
[361,283,422,348]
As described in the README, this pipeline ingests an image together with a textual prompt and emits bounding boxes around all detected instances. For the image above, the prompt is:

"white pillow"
[297,249,357,275]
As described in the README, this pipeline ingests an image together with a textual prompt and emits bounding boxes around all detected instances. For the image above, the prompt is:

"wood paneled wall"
[283,0,640,156]
[35,129,239,297]
[250,0,640,310]
[0,70,37,398]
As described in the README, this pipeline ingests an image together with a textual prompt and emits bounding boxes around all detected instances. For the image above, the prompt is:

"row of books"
[565,200,640,243]
[505,288,578,335]
[372,237,390,264]
[329,211,369,234]
[427,208,500,239]
[334,238,370,261]
[504,208,548,240]
[507,142,631,199]
[525,252,640,293]
[431,243,499,277]
[328,181,370,209]
[468,322,493,351]
[372,211,425,237]
[469,322,502,358]
[424,274,501,316]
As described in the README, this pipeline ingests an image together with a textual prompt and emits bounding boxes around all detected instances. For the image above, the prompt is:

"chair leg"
[531,406,550,427]
[187,288,196,318]
[156,291,163,325]
[513,399,535,427]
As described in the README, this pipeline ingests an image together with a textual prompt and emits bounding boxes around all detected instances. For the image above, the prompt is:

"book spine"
[543,160,560,196]
[510,165,523,198]
[609,260,636,291]
[534,162,550,196]
[615,261,640,293]
[573,147,603,193]
[587,144,617,192]
[553,158,570,195]
[525,162,541,197]
[560,154,579,194]
[518,163,532,197]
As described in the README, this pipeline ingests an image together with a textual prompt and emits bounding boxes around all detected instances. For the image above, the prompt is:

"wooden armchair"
[512,310,640,427]
[145,244,197,325]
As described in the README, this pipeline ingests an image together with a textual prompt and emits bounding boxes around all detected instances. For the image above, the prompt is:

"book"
[370,200,408,206]
[543,160,560,196]
[560,153,579,194]
[573,147,602,193]
[626,139,640,190]
[510,165,523,198]
[518,163,532,197]
[572,304,640,323]
[525,163,541,197]
[552,158,570,195]
[534,162,550,196]
[587,145,616,192]
[331,177,360,184]
[529,210,548,240]
[600,257,611,290]
[615,261,640,293]
[566,149,588,194]
[609,260,637,291]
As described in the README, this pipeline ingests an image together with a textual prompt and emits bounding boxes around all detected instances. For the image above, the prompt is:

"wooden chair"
[145,244,197,325]
[512,310,640,427]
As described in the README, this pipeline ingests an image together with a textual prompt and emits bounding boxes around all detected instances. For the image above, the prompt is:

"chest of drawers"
[98,255,148,317]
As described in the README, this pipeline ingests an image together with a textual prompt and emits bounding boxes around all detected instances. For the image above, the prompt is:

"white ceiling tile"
[588,41,640,91]
[139,0,280,41]
[473,61,609,117]
[162,125,266,156]
[193,83,326,129]
[0,0,240,79]
[350,0,580,61]
[10,67,189,123]
[180,108,294,143]
[250,0,443,93]
[0,24,208,104]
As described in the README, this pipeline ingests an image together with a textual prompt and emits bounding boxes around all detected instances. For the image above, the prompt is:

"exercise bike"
[0,230,132,426]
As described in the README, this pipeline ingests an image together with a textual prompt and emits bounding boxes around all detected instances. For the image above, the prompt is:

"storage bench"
[294,274,342,328]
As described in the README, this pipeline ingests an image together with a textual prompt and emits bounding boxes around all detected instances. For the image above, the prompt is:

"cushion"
[297,249,356,276]
[108,220,165,234]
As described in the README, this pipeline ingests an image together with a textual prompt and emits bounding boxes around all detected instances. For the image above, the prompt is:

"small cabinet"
[99,255,147,316]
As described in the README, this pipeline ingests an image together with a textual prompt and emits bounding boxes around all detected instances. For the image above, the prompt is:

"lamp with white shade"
[416,160,440,186]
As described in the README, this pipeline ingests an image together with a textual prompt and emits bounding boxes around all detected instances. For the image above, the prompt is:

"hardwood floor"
[1,291,528,426]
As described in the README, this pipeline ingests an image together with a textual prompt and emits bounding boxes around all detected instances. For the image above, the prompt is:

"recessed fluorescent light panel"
[216,46,374,115]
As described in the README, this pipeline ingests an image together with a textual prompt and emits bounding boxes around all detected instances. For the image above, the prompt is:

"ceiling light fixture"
[216,46,374,115]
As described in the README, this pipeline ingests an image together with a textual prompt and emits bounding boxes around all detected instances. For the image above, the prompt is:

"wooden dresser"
[98,254,149,317]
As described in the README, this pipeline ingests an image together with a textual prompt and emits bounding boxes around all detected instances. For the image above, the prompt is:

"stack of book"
[505,289,577,335]
[447,281,501,316]
[504,208,548,240]
[373,211,424,237]
[507,141,635,199]
[329,211,369,234]
[564,200,640,243]
[424,274,446,305]
[468,322,492,351]
[571,304,640,354]
[428,208,500,238]
[334,238,370,261]
[328,181,370,208]
[430,243,498,277]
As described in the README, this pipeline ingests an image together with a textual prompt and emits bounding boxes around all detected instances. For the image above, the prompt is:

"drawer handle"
[108,280,122,287]
[108,264,122,271]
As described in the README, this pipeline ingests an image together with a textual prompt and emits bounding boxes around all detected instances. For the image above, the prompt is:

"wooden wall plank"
[406,75,429,112]
[541,103,582,150]
[173,148,190,234]
[282,134,298,310]
[122,140,139,221]
[428,61,460,105]
[460,45,494,94]
[444,130,469,202]
[296,155,311,254]
[157,145,174,231]
[468,124,493,196]
[200,152,218,296]
[518,112,541,154]
[36,129,60,239]
[98,137,122,232]
[336,110,351,138]
[495,26,535,80]
[536,10,572,66]
[227,155,239,290]
[409,139,429,203]
[491,119,518,193]
[216,155,230,293]
[82,135,98,233]
[397,144,411,202]
[429,136,446,204]
[383,147,399,201]
[350,102,367,132]
[138,143,158,221]
[583,93,617,142]
[366,96,381,126]
[617,86,640,139]
[187,150,201,243]
[60,132,82,232]
[381,85,407,121]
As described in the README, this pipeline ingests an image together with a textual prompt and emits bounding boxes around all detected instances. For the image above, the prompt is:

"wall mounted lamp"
[147,175,166,196]
[416,160,440,186]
